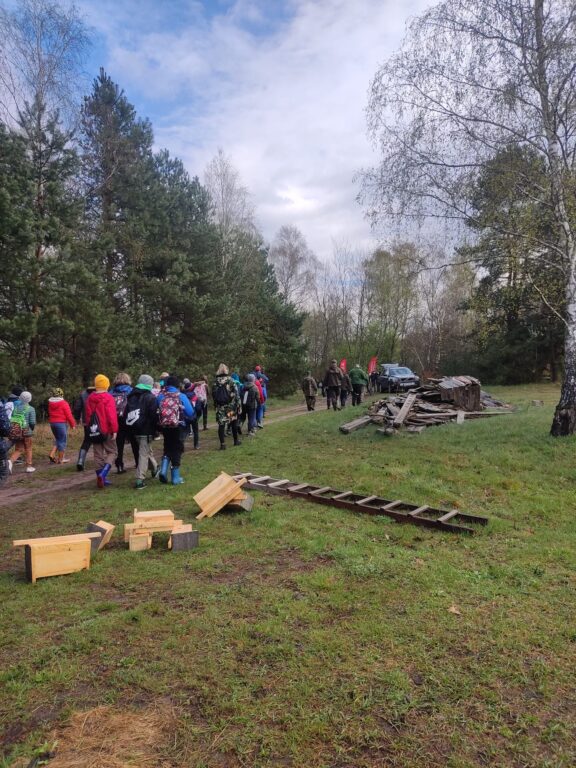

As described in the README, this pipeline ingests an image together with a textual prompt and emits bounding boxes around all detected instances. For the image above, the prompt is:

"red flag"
[339,358,347,373]
[368,356,378,375]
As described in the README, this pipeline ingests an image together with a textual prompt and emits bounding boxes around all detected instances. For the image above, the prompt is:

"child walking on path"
[9,391,36,472]
[85,374,118,488]
[157,374,194,485]
[48,388,76,463]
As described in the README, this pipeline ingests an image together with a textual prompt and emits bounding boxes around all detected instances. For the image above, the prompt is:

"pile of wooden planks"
[340,377,512,435]
[124,509,198,551]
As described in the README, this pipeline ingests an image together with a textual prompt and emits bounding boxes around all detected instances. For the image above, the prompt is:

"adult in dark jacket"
[340,368,352,409]
[212,363,242,449]
[322,360,343,411]
[301,373,318,411]
[241,373,261,435]
[111,372,138,474]
[125,374,159,490]
[157,374,194,485]
[73,385,96,471]
[349,365,370,406]
[85,374,118,488]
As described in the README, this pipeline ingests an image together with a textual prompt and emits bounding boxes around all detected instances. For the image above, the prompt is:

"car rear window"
[391,367,411,375]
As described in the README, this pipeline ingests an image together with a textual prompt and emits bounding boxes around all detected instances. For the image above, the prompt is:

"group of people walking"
[301,362,369,412]
[0,365,270,489]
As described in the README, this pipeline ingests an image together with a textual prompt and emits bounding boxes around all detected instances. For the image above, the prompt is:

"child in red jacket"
[85,374,119,488]
[47,388,76,464]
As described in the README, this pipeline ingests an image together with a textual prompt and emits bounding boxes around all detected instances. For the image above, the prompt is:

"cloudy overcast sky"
[76,0,431,260]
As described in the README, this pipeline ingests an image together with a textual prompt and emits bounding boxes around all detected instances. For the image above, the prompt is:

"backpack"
[87,410,107,443]
[213,381,232,407]
[9,405,28,441]
[113,391,128,420]
[159,391,181,428]
[242,386,258,410]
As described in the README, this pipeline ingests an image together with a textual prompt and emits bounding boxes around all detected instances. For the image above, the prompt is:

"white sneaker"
[26,466,36,473]
[8,459,12,474]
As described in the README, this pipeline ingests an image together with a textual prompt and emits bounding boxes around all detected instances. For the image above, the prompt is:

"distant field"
[1,383,574,768]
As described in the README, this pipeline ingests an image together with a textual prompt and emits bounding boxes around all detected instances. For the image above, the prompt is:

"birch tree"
[360,0,576,435]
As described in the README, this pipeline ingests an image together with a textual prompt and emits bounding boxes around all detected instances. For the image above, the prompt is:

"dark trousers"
[116,426,138,469]
[162,426,186,467]
[218,421,239,445]
[351,385,364,406]
[188,419,199,448]
[340,390,349,408]
[80,426,93,454]
[202,403,208,429]
[305,395,316,411]
[326,386,340,410]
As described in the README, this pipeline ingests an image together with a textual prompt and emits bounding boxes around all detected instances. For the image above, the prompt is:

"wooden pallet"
[233,473,488,535]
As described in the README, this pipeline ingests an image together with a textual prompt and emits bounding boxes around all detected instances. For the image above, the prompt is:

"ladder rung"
[381,500,403,510]
[268,479,291,488]
[250,475,272,484]
[288,483,311,492]
[438,509,459,522]
[409,505,429,517]
[356,495,379,506]
[309,486,332,496]
[332,491,353,500]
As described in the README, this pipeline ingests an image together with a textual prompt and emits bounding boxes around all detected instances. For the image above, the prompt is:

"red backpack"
[158,391,181,428]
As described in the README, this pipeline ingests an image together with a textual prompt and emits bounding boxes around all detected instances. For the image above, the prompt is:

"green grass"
[1,384,575,767]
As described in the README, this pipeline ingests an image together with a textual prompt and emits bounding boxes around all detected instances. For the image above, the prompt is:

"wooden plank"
[25,539,91,583]
[268,479,291,488]
[133,510,174,524]
[381,500,403,511]
[129,533,152,552]
[339,415,373,434]
[438,509,460,522]
[456,410,465,424]
[169,527,199,551]
[308,486,332,496]
[124,520,183,542]
[287,483,311,492]
[393,393,417,427]
[408,505,429,517]
[248,475,272,484]
[356,495,379,506]
[332,491,353,500]
[13,532,100,547]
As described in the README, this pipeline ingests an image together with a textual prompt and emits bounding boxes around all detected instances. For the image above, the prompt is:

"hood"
[89,391,113,402]
[112,384,132,393]
[48,396,64,402]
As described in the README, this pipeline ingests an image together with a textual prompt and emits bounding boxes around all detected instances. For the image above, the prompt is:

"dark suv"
[377,364,420,393]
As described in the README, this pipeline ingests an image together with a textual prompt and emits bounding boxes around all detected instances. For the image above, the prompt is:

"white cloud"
[79,0,431,259]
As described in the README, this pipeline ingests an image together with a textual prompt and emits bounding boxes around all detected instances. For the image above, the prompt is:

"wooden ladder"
[233,473,488,535]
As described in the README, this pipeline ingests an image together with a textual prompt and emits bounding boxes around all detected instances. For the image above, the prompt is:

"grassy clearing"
[1,383,575,767]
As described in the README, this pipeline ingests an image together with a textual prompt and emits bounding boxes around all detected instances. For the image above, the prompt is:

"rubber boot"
[158,456,170,484]
[98,463,112,488]
[76,448,87,472]
[171,466,184,485]
[96,469,104,489]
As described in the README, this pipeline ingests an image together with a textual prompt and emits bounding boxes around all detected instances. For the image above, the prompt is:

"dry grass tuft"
[47,702,177,767]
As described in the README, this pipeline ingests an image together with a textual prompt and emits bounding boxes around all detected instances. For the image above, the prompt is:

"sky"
[75,0,431,260]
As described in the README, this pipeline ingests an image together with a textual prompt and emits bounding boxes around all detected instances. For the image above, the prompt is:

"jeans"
[50,422,68,451]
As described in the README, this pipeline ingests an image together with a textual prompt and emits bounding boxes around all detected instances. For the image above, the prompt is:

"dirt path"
[0,399,345,508]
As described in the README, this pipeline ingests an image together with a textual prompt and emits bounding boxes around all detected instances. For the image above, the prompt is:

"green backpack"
[9,405,28,441]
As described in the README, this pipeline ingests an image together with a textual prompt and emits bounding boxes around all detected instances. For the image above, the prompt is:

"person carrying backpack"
[85,374,118,488]
[111,372,138,474]
[47,388,76,463]
[182,379,202,450]
[253,365,269,428]
[0,400,10,487]
[9,391,36,473]
[156,374,194,485]
[241,373,260,435]
[125,374,159,490]
[212,364,241,450]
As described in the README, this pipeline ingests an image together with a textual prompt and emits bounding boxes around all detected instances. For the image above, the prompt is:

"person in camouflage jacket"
[212,364,242,450]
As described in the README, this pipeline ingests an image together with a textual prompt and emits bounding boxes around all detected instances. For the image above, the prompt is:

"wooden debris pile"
[340,376,512,435]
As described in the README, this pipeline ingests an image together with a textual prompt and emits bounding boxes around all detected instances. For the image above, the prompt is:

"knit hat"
[255,365,261,372]
[20,391,32,404]
[138,374,154,388]
[182,378,192,389]
[94,374,110,391]
[245,373,255,383]
[10,385,23,397]
[51,387,64,398]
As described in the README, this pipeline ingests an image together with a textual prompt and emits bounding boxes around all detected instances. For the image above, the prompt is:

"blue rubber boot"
[158,456,170,484]
[101,463,112,487]
[171,466,184,485]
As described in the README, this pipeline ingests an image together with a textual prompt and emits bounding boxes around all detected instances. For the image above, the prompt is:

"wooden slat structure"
[233,473,488,535]
[194,472,247,519]
[13,533,100,583]
[86,520,115,552]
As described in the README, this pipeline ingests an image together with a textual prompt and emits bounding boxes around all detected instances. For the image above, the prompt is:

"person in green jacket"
[348,364,370,406]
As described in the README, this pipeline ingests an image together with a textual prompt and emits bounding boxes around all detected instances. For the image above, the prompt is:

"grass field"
[1,384,575,767]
